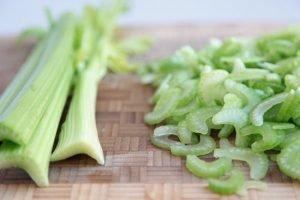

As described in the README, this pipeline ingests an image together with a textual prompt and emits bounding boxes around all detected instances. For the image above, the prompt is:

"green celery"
[51,1,124,164]
[0,13,76,145]
[0,49,73,186]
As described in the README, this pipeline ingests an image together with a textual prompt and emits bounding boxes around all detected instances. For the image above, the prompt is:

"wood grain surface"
[0,24,299,200]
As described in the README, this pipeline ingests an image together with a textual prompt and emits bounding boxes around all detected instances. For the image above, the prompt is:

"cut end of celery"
[0,123,26,145]
[51,141,104,165]
[0,151,49,187]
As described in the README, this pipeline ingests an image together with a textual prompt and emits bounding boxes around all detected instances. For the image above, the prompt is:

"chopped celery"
[170,135,216,156]
[145,88,181,124]
[250,93,288,126]
[186,106,221,134]
[151,135,181,150]
[186,155,232,178]
[153,125,177,137]
[177,120,193,144]
[208,169,245,195]
[241,123,285,152]
[197,70,228,106]
[141,27,300,194]
[214,144,269,180]
[277,139,300,179]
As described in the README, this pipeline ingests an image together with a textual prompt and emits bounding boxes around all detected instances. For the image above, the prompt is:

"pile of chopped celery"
[140,27,300,195]
[0,0,150,187]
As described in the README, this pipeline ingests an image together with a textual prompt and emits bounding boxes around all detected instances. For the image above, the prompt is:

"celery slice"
[277,139,300,179]
[224,79,261,113]
[197,70,228,106]
[151,135,181,150]
[186,106,221,134]
[177,120,193,144]
[241,123,285,152]
[153,125,177,137]
[0,13,76,145]
[145,88,181,124]
[212,93,250,147]
[208,169,245,195]
[186,155,232,178]
[170,135,216,156]
[214,145,269,180]
[276,89,300,122]
[250,92,288,126]
[172,99,199,117]
[0,62,73,186]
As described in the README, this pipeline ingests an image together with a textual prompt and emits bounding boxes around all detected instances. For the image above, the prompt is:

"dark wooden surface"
[0,24,299,200]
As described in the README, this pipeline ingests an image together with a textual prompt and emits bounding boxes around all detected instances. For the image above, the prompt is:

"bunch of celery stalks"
[0,1,149,186]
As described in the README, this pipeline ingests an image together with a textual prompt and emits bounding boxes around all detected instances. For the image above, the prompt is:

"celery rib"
[0,14,76,145]
[0,59,73,186]
[51,70,104,164]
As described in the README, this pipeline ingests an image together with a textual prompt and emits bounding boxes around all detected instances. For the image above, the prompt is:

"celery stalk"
[0,61,73,186]
[51,68,106,164]
[0,37,47,114]
[0,13,76,145]
[51,3,120,164]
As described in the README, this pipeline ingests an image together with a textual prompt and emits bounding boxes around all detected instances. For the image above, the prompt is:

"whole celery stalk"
[51,2,121,164]
[0,13,76,186]
[0,13,76,145]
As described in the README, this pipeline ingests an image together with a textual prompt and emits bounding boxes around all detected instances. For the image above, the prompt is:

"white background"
[0,0,300,34]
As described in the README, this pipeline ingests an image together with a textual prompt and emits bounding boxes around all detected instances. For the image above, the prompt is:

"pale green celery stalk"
[0,65,73,186]
[0,37,47,114]
[51,65,106,164]
[0,13,76,145]
[51,3,120,164]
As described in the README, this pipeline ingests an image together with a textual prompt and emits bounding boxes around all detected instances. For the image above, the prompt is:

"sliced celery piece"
[208,169,245,195]
[276,88,300,122]
[0,63,73,186]
[186,155,232,178]
[277,139,300,179]
[153,125,177,137]
[186,106,221,134]
[151,135,181,150]
[177,120,193,144]
[250,92,288,126]
[241,123,285,152]
[172,99,199,117]
[224,79,261,113]
[51,70,105,164]
[0,13,76,145]
[212,93,250,147]
[214,144,269,180]
[280,128,300,148]
[177,79,197,106]
[145,88,181,124]
[170,135,216,156]
[197,70,228,106]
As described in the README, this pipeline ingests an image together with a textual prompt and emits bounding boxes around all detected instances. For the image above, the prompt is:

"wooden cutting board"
[0,24,299,200]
